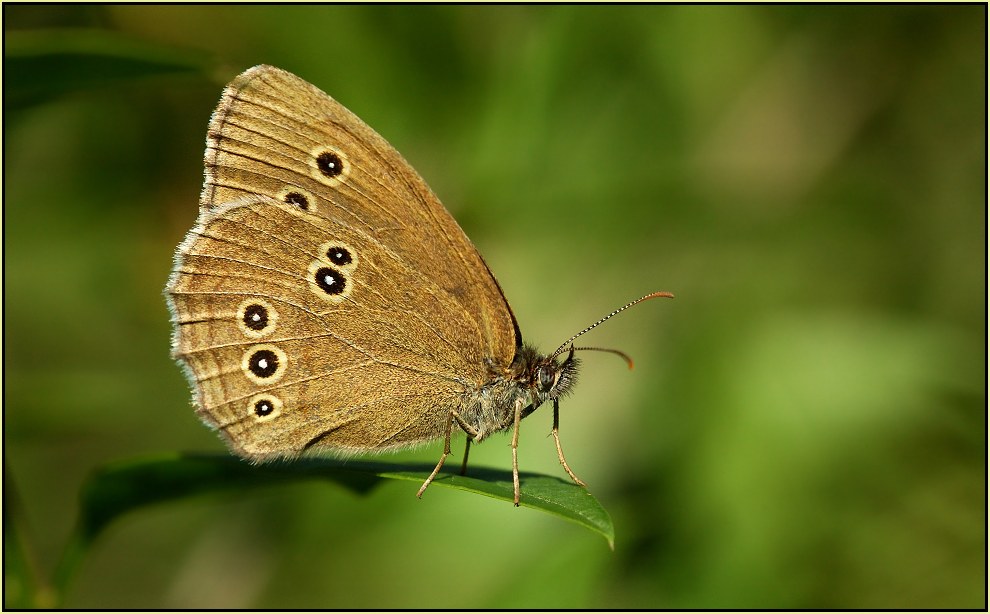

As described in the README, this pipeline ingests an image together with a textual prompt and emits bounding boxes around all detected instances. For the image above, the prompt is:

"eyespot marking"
[279,186,316,212]
[307,260,352,304]
[237,299,278,338]
[314,266,345,295]
[248,394,283,422]
[310,147,349,186]
[241,344,288,385]
[317,241,358,271]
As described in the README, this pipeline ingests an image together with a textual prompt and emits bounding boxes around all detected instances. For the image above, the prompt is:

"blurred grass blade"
[4,462,57,609]
[54,453,614,600]
[4,29,211,111]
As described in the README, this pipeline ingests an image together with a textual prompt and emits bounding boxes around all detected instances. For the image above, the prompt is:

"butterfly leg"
[511,398,523,506]
[552,399,587,488]
[417,412,455,498]
[460,439,471,475]
[449,410,479,476]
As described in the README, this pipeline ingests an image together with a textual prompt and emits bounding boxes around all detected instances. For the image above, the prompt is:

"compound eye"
[538,366,556,391]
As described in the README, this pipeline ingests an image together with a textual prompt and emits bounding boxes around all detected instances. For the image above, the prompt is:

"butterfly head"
[507,346,580,415]
[533,347,580,404]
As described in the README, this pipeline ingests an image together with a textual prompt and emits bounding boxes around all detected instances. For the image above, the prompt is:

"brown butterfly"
[165,65,672,505]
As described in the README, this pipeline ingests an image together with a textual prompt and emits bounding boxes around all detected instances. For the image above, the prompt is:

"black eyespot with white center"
[242,303,269,331]
[237,299,278,338]
[278,187,317,214]
[284,191,309,210]
[314,266,346,295]
[326,246,352,266]
[316,151,344,178]
[241,344,287,385]
[254,398,275,417]
[247,393,283,422]
[248,349,279,379]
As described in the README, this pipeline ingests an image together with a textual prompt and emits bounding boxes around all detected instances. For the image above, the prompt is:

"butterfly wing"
[166,65,519,458]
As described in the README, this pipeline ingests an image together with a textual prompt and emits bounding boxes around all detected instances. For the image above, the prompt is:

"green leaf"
[3,29,212,111]
[54,453,614,599]
[374,464,615,548]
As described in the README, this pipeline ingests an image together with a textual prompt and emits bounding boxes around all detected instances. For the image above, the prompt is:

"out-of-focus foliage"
[4,5,984,609]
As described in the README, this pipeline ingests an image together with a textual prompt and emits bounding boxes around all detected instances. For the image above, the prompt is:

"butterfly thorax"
[457,345,579,442]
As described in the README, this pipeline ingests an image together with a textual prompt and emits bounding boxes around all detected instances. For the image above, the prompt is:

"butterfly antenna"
[551,291,674,358]
[570,346,636,369]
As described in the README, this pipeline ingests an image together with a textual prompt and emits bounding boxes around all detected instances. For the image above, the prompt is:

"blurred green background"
[4,4,985,609]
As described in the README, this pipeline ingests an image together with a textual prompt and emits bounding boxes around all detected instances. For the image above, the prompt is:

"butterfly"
[165,65,672,505]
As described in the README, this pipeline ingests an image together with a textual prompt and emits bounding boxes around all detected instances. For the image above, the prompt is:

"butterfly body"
[456,345,578,442]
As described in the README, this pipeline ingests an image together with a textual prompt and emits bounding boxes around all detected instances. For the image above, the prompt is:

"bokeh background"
[4,4,985,609]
